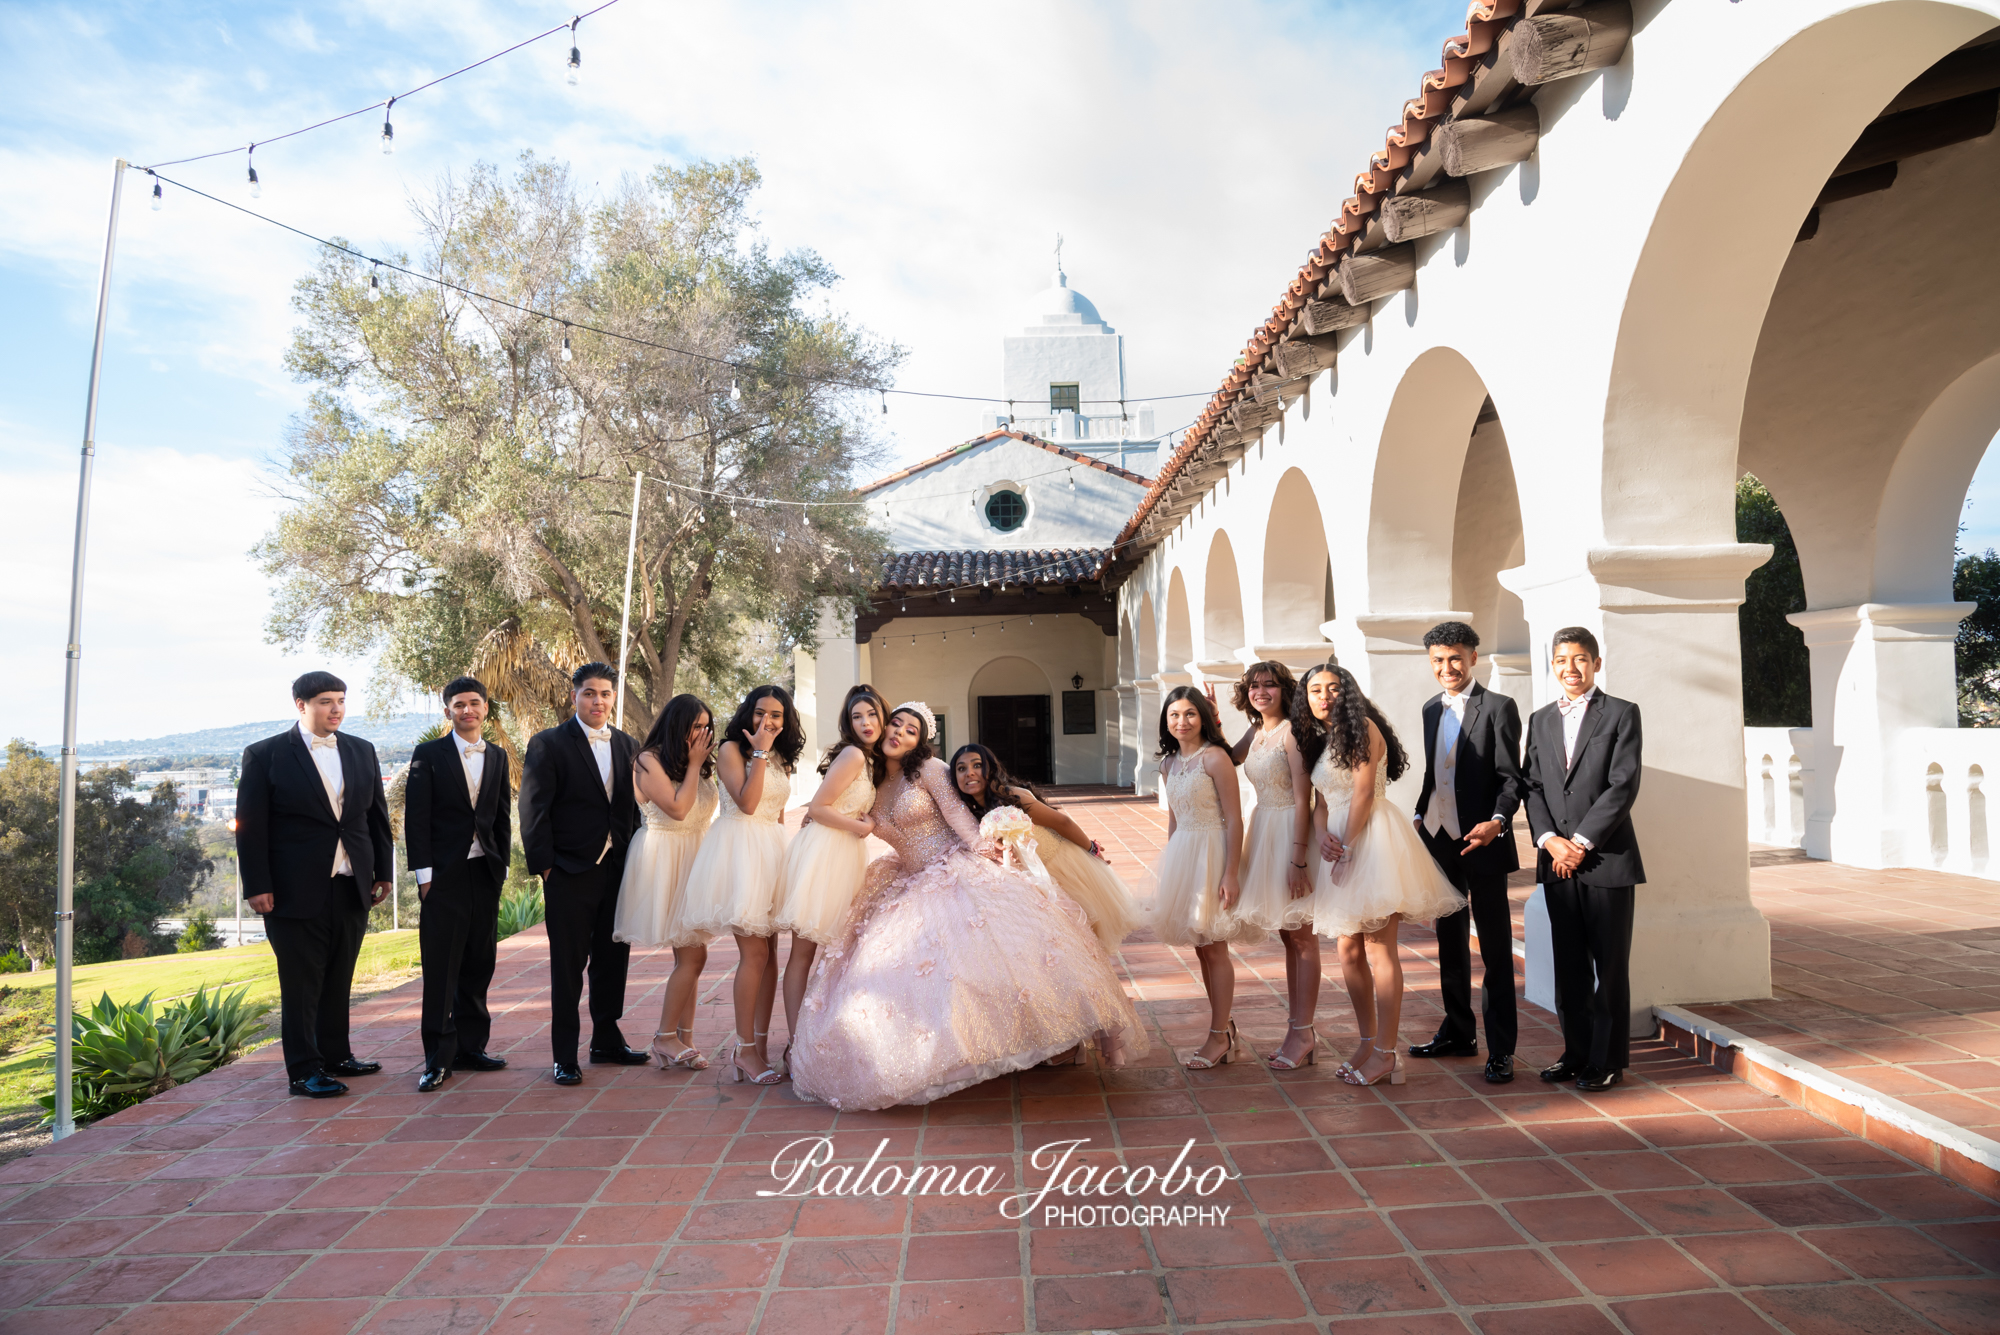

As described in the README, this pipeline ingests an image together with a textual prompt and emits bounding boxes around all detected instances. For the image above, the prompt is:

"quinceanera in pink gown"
[788,757,1149,1110]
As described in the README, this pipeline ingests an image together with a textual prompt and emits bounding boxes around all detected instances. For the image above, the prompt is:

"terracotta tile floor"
[1,793,1996,1333]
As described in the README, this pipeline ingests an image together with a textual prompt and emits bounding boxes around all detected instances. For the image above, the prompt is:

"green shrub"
[497,883,546,940]
[0,949,28,974]
[37,984,271,1128]
[176,907,222,953]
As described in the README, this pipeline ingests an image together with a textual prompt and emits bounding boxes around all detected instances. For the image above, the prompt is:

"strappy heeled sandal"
[1183,1020,1244,1070]
[727,1034,783,1085]
[1338,1039,1407,1087]
[1335,1033,1375,1079]
[1266,1022,1318,1071]
[671,1025,708,1071]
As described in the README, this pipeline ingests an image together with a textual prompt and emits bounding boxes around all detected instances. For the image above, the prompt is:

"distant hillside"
[43,713,440,761]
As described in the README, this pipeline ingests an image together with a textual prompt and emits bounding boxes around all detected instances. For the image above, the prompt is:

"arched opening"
[1262,468,1334,649]
[970,655,1055,785]
[1165,568,1195,680]
[1201,532,1246,669]
[1138,594,1158,681]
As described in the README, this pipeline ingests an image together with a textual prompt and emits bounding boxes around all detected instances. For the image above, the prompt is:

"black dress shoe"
[1484,1055,1516,1084]
[589,1045,652,1066]
[1539,1059,1585,1083]
[326,1058,382,1077]
[1408,1037,1478,1059]
[451,1051,508,1072]
[288,1073,348,1099]
[552,1062,584,1086]
[417,1067,451,1093]
[1576,1067,1623,1093]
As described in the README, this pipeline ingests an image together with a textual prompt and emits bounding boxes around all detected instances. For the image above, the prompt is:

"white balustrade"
[1743,727,1811,849]
[1898,728,1996,878]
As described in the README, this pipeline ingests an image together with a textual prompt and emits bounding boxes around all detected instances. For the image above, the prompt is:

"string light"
[366,264,381,302]
[560,325,573,362]
[1067,469,1076,491]
[381,98,395,154]
[150,179,162,211]
[880,390,888,414]
[246,145,260,198]
[729,379,741,403]
[566,17,582,85]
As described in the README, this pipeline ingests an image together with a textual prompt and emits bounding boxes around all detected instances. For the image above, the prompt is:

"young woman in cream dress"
[613,693,719,1070]
[666,685,801,1084]
[1295,662,1465,1088]
[773,684,886,1066]
[948,742,1142,956]
[1227,661,1319,1069]
[1150,686,1259,1069]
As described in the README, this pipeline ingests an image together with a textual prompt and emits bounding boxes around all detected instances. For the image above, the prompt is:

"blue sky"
[3,1,1993,745]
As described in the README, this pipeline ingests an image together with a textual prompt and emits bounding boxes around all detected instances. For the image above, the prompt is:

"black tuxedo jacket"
[1524,691,1646,887]
[405,735,511,892]
[236,726,394,917]
[518,716,639,876]
[1416,681,1525,876]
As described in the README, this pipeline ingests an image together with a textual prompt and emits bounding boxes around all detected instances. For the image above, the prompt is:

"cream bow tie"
[585,727,611,742]
[1557,695,1587,717]
[462,740,486,754]
[309,734,338,750]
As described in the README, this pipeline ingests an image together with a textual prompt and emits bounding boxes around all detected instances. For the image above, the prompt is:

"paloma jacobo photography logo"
[759,1136,1240,1227]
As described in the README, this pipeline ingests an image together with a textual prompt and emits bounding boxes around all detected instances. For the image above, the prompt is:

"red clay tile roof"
[1115,0,1530,552]
[857,429,1152,496]
[878,548,1112,589]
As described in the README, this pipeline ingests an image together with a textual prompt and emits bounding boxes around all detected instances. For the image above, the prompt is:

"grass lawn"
[0,930,424,1123]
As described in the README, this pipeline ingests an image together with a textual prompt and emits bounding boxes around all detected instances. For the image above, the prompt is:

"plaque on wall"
[1061,690,1096,735]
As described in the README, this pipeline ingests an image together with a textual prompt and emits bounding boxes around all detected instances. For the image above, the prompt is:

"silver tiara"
[892,700,939,742]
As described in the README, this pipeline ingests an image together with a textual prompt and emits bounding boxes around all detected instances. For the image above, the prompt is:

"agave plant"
[496,883,546,940]
[178,984,271,1065]
[62,991,218,1099]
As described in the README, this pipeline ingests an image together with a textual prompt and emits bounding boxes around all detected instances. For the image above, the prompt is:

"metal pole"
[53,159,128,1140]
[614,470,643,730]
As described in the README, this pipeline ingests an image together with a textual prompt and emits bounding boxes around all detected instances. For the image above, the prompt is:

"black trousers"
[543,859,631,1063]
[263,882,369,1081]
[419,863,501,1068]
[1421,827,1518,1058]
[1544,880,1636,1072]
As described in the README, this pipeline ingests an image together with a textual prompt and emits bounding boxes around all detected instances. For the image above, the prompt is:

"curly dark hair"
[722,685,804,772]
[1157,686,1233,759]
[948,743,1038,818]
[1290,662,1408,782]
[640,693,715,783]
[885,705,935,773]
[1422,621,1480,651]
[818,683,890,786]
[1230,660,1298,722]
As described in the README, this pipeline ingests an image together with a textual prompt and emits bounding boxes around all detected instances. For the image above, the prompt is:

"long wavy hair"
[1157,685,1233,759]
[884,705,935,774]
[1291,662,1407,781]
[948,742,1037,818]
[818,683,890,786]
[1231,660,1298,723]
[722,684,805,772]
[640,693,715,783]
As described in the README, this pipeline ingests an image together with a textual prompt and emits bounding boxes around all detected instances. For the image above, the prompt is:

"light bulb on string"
[566,17,582,85]
[911,635,917,646]
[942,631,947,642]
[970,626,976,637]
[560,325,573,363]
[381,97,395,154]
[1067,470,1076,491]
[246,145,261,198]
[366,265,381,303]
[730,379,741,403]
[150,178,162,211]
[880,390,888,415]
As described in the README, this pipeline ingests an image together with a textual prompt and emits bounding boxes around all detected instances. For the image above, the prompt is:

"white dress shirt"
[299,721,351,877]
[414,733,491,886]
[583,721,614,862]
[1421,689,1506,842]
[1535,686,1599,852]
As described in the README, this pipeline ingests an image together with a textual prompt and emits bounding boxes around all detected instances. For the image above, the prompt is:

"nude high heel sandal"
[1266,1022,1317,1070]
[669,1026,708,1071]
[1335,1034,1375,1079]
[1184,1020,1244,1070]
[1338,1040,1406,1087]
[725,1035,782,1085]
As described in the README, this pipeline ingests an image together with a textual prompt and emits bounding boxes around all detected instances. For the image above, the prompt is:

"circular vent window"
[985,489,1027,531]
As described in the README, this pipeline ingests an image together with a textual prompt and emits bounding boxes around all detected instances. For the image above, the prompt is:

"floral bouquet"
[978,805,1057,899]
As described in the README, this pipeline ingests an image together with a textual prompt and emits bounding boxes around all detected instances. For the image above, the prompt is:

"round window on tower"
[985,488,1027,532]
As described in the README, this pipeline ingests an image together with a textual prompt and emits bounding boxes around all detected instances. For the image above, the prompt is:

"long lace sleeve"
[921,758,984,849]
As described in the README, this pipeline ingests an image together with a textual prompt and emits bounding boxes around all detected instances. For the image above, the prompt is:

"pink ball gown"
[788,757,1149,1111]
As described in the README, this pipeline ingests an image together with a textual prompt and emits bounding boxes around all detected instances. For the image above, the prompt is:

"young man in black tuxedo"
[406,676,512,1092]
[1408,622,1526,1084]
[1523,627,1645,1093]
[235,671,394,1098]
[518,662,647,1085]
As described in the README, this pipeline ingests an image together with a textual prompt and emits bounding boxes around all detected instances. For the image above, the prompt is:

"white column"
[1116,684,1140,788]
[1788,602,1973,867]
[794,598,862,807]
[1325,610,1471,810]
[1501,545,1776,1030]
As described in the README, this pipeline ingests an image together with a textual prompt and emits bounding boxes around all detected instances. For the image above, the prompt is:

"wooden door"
[977,695,1053,785]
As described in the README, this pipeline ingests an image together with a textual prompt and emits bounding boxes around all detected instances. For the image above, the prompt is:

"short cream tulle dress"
[1308,748,1465,938]
[1031,824,1144,955]
[667,747,793,939]
[1237,724,1313,933]
[772,758,876,944]
[612,779,719,948]
[1150,747,1265,949]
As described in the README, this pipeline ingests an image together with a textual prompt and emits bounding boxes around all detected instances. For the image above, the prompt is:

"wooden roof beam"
[1439,105,1541,176]
[1382,180,1472,242]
